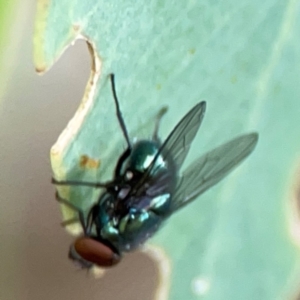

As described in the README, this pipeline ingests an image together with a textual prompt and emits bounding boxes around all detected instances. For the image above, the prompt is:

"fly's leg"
[61,217,79,227]
[153,106,168,142]
[85,204,100,235]
[114,147,131,177]
[55,192,88,235]
[52,178,109,188]
[110,74,132,150]
[52,74,129,189]
[109,74,133,177]
[53,73,132,186]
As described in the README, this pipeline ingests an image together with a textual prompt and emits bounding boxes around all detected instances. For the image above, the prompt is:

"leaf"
[34,0,300,299]
[0,0,18,98]
[0,0,15,54]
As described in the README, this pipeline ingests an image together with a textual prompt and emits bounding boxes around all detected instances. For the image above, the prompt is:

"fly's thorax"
[94,192,172,253]
[122,140,167,176]
[90,140,177,255]
[94,191,128,252]
[96,192,126,225]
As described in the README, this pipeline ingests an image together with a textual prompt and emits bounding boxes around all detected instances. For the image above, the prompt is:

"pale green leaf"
[34,0,300,299]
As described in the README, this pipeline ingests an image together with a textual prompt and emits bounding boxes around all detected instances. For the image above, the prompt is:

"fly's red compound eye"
[73,237,121,267]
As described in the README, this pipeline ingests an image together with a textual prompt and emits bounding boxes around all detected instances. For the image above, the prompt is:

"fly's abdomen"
[99,192,171,252]
[116,208,162,251]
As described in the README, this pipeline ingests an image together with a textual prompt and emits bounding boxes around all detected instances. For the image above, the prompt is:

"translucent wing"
[134,102,206,192]
[158,101,206,169]
[169,133,258,213]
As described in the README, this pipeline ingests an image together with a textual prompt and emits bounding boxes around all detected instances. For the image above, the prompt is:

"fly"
[52,74,258,268]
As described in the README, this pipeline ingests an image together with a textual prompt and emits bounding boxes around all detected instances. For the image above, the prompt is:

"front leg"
[52,177,110,188]
[55,192,87,234]
[114,147,131,177]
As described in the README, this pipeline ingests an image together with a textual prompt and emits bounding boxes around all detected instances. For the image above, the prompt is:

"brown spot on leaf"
[79,155,100,169]
[189,48,196,55]
[231,76,237,84]
[72,24,81,33]
[35,65,47,74]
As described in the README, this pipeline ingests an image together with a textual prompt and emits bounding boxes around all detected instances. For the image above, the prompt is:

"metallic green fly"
[53,74,258,268]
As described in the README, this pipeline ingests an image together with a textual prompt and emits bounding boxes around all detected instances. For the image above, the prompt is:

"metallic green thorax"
[122,140,167,175]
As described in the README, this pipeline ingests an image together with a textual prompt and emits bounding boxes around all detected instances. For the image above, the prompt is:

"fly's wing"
[158,101,206,169]
[169,133,258,213]
[145,101,206,178]
[134,101,206,194]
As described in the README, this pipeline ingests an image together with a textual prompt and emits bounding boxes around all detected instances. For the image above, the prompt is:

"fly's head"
[68,236,121,268]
